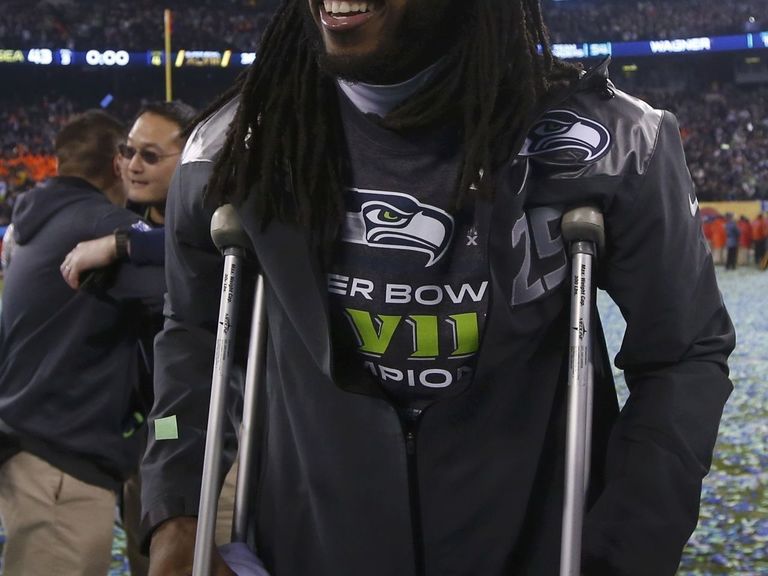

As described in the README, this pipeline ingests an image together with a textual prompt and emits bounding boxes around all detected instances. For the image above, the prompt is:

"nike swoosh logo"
[689,194,699,217]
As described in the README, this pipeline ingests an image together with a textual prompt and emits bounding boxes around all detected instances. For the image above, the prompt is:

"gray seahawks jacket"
[141,61,734,576]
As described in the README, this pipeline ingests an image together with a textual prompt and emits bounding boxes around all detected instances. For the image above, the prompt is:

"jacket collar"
[237,192,333,377]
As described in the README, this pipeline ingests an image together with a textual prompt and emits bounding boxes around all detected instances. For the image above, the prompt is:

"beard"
[300,0,467,84]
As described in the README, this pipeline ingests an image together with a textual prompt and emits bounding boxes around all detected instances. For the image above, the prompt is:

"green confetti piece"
[154,415,179,441]
[122,412,146,438]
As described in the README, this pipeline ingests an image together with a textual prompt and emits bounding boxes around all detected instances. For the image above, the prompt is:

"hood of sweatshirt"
[12,176,106,245]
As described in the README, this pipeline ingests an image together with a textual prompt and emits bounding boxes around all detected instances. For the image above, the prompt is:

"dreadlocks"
[202,0,580,245]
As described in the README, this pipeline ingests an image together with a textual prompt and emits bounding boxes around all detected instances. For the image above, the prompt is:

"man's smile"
[318,0,380,32]
[306,0,462,83]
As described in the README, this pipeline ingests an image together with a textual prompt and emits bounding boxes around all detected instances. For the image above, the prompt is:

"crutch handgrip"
[561,206,605,253]
[211,204,252,252]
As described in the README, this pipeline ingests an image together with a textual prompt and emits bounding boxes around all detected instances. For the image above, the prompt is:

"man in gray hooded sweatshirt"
[0,110,165,576]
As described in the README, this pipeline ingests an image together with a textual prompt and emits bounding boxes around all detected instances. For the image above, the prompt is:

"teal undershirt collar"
[337,59,444,118]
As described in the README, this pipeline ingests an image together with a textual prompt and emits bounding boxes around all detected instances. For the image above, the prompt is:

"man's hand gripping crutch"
[193,205,270,576]
[559,207,605,576]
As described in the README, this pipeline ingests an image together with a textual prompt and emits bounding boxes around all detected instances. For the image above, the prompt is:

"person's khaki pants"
[0,451,116,576]
[215,460,238,546]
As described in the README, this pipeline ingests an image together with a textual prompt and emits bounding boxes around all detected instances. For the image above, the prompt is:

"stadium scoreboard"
[0,47,260,67]
[2,32,768,67]
[553,32,768,60]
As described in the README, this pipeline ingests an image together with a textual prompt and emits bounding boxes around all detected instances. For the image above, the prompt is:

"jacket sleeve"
[582,112,735,575]
[102,263,166,312]
[82,207,166,311]
[128,227,166,265]
[140,163,240,544]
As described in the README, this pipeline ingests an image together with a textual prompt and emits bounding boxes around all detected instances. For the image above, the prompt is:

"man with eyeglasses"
[119,102,194,227]
[61,101,197,287]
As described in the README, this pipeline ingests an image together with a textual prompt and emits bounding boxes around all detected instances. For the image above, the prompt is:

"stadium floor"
[0,267,765,575]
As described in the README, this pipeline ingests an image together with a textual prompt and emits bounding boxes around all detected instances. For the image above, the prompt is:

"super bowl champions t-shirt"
[328,92,490,409]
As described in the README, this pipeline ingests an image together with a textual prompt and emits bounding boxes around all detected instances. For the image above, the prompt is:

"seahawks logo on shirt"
[521,109,611,163]
[341,188,454,267]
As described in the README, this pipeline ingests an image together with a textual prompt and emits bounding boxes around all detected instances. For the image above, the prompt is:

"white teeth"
[325,0,371,13]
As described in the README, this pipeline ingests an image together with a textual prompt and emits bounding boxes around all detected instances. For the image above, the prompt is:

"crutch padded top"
[561,206,605,253]
[211,204,254,252]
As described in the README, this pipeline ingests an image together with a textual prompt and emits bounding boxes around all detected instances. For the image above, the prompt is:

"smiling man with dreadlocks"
[140,0,734,574]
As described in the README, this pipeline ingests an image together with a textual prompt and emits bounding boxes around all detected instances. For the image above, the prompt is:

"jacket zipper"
[392,68,607,574]
[316,58,612,576]
[400,406,426,576]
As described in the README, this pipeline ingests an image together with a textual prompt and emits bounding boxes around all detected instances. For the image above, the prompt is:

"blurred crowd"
[0,96,143,225]
[0,97,72,225]
[3,82,766,223]
[1,96,74,156]
[0,0,278,51]
[647,85,768,202]
[1,1,766,217]
[543,0,763,43]
[0,0,763,51]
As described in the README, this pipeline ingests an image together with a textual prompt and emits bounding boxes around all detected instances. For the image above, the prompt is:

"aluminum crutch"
[193,204,254,576]
[231,233,268,544]
[559,206,605,576]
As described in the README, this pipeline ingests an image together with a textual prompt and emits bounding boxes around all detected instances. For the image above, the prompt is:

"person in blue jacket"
[724,212,741,270]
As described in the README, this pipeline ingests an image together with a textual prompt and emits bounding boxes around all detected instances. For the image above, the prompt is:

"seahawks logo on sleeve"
[520,109,611,163]
[341,188,455,267]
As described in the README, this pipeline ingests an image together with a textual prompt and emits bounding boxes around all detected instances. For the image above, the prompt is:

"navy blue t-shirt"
[328,95,490,409]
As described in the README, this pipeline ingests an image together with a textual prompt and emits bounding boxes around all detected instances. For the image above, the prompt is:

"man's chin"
[318,51,383,83]
[302,0,458,85]
[317,47,429,85]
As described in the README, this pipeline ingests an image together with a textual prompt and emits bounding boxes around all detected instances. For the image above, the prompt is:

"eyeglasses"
[118,143,180,165]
